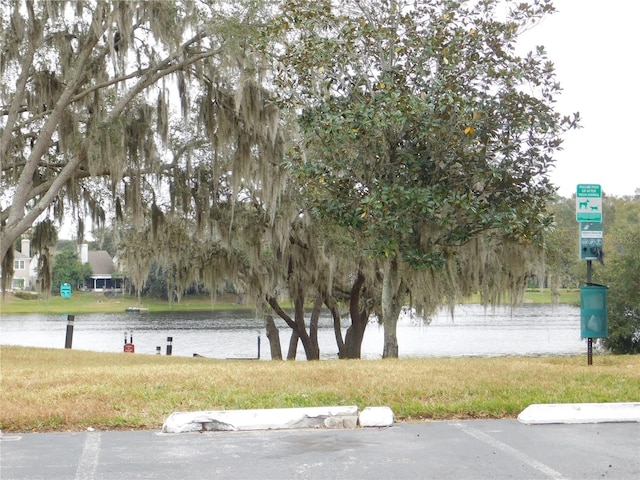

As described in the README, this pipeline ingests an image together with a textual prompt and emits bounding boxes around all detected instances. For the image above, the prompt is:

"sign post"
[576,184,606,365]
[64,315,74,349]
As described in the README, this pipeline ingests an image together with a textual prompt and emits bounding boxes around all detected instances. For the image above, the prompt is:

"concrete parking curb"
[517,402,640,425]
[162,406,395,433]
[162,402,639,433]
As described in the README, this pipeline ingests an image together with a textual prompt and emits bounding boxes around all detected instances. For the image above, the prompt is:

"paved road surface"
[1,420,639,479]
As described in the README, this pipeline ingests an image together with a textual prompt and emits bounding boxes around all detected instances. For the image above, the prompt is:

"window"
[14,260,25,270]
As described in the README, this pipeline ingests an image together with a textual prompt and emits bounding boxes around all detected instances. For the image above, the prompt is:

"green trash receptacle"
[580,285,608,338]
[60,282,72,298]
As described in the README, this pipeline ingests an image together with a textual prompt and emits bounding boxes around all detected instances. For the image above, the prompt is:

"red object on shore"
[124,343,135,353]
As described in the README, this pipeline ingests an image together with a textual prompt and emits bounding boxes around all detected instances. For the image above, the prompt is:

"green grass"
[464,289,580,306]
[523,289,580,305]
[0,291,252,314]
[0,289,580,315]
[1,346,637,432]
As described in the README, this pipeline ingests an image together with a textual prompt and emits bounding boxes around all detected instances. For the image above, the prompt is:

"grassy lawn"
[0,289,580,315]
[0,291,252,314]
[0,346,637,433]
[524,288,580,305]
[2,287,605,434]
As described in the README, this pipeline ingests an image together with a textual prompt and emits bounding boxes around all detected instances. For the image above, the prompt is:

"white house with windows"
[7,239,37,290]
[2,240,122,292]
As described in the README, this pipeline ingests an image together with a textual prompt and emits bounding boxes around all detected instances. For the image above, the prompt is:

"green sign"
[579,222,603,260]
[60,283,72,298]
[576,184,602,222]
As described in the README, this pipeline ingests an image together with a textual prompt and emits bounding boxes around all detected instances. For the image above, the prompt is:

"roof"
[87,250,115,276]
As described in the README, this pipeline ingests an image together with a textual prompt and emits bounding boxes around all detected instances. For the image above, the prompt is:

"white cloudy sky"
[518,0,639,198]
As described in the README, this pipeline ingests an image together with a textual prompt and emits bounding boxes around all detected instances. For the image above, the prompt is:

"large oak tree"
[268,0,579,357]
[1,0,285,292]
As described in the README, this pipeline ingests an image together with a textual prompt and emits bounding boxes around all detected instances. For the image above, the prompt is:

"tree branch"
[266,295,297,330]
[0,3,41,160]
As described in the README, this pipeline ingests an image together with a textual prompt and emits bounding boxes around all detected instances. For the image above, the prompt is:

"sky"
[518,0,639,198]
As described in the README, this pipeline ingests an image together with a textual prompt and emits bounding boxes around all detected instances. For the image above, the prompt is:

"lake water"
[0,304,587,360]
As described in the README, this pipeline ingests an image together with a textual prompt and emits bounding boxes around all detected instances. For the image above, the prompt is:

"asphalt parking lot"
[2,419,639,480]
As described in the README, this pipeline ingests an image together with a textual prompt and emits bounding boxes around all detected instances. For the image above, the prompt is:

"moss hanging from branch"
[31,220,59,299]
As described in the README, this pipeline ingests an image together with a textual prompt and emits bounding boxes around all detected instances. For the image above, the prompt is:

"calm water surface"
[0,304,586,359]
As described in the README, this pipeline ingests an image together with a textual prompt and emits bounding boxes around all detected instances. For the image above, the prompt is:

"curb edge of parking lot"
[161,402,640,433]
[517,402,640,425]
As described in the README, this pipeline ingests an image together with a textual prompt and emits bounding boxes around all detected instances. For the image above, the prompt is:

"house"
[2,240,122,292]
[8,239,37,290]
[79,243,122,291]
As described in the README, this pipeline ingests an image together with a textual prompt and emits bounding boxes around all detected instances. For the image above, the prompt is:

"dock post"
[64,315,74,349]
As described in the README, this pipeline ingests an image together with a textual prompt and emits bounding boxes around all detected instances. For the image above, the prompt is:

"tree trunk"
[267,289,319,361]
[308,294,323,359]
[382,257,403,359]
[292,289,320,360]
[324,270,371,359]
[324,294,346,358]
[549,274,561,306]
[343,308,368,359]
[287,330,299,360]
[264,314,282,360]
[344,271,370,359]
[326,297,366,359]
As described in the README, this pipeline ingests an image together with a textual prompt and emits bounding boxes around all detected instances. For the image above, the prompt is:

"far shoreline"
[0,289,580,315]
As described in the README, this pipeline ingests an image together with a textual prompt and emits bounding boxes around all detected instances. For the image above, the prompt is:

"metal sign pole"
[586,260,593,365]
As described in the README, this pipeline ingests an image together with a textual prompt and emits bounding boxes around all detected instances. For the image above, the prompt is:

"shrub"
[13,291,39,300]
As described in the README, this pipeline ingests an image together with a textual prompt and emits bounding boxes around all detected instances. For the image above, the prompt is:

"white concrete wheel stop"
[517,402,640,425]
[162,405,395,433]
